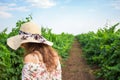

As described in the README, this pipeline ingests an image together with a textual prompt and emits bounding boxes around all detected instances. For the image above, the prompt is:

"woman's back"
[7,22,62,80]
[22,51,62,80]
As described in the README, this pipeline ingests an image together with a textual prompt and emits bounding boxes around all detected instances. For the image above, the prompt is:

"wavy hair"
[22,43,59,72]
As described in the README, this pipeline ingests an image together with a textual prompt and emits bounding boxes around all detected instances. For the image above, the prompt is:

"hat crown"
[20,21,41,35]
[7,21,53,50]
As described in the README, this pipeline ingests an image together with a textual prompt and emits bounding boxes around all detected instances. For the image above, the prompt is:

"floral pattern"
[19,30,46,42]
[22,61,62,80]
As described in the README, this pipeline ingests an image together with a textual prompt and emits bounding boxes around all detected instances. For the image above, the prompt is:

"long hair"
[22,42,59,72]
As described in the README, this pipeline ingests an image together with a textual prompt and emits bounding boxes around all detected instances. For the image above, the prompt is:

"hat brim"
[7,35,53,50]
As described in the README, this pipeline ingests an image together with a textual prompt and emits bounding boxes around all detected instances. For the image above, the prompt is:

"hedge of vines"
[0,16,74,80]
[76,23,120,80]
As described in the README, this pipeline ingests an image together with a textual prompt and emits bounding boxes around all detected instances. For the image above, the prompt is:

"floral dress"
[22,61,62,80]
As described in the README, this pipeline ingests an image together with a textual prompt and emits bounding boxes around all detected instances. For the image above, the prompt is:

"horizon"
[0,0,120,35]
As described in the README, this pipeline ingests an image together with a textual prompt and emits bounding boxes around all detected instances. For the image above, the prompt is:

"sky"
[0,0,120,35]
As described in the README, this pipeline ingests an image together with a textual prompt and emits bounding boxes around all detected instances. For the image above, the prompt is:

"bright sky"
[0,0,120,35]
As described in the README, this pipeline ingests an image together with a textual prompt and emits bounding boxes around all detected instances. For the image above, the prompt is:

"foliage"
[76,23,120,80]
[0,16,74,79]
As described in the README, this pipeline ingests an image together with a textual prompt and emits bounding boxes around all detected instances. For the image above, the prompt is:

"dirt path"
[62,39,95,80]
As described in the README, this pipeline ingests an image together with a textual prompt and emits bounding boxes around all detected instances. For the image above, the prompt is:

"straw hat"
[7,21,53,50]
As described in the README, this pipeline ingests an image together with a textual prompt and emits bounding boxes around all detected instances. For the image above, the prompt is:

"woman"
[7,21,62,80]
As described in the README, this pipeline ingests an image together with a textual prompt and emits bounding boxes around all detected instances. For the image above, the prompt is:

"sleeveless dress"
[22,60,62,80]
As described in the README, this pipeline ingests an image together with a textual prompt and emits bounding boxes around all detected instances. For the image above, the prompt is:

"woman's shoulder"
[24,54,33,63]
[24,51,43,64]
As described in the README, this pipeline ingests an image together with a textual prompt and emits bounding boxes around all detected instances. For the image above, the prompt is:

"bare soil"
[62,39,95,80]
